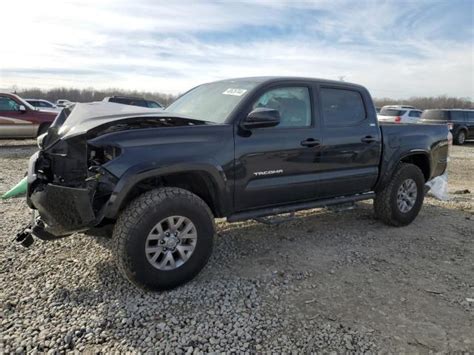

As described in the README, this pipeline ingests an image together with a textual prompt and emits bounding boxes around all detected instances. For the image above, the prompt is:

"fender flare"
[375,149,431,192]
[102,162,231,219]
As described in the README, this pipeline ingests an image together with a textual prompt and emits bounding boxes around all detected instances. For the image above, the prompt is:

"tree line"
[373,96,472,110]
[15,88,177,106]
[14,87,473,110]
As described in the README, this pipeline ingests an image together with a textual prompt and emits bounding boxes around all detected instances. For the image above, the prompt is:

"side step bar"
[227,192,375,223]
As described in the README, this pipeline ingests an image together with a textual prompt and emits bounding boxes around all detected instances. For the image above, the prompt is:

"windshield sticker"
[222,88,247,96]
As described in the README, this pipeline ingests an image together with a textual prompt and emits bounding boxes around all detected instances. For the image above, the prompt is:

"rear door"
[316,85,381,198]
[233,84,323,211]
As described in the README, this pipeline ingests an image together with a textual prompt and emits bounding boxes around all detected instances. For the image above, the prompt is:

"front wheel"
[112,187,215,290]
[374,163,425,226]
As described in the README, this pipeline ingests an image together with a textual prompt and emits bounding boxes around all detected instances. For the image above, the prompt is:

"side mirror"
[18,105,26,113]
[241,108,280,129]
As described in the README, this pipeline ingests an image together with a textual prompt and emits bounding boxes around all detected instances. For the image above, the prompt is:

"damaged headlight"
[88,145,122,166]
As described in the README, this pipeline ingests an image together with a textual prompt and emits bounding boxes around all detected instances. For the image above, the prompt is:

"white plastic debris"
[426,172,449,201]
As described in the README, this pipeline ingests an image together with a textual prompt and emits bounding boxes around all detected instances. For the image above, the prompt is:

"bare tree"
[373,96,473,110]
[17,87,178,106]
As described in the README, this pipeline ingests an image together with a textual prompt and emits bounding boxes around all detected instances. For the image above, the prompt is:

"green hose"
[1,177,28,199]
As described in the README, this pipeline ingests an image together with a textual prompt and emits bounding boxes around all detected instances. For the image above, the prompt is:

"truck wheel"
[374,163,425,227]
[454,130,466,145]
[112,187,215,290]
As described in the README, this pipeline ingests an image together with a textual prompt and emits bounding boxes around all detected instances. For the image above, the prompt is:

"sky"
[1,0,473,99]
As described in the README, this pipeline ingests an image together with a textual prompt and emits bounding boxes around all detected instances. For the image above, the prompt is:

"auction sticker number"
[222,88,247,96]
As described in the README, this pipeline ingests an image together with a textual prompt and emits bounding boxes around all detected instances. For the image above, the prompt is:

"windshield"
[165,81,259,123]
[380,108,406,116]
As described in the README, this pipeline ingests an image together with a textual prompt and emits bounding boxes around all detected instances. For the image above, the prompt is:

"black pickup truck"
[20,77,449,290]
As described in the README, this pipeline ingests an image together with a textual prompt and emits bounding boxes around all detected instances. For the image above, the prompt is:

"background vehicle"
[56,99,73,107]
[20,77,449,291]
[26,99,61,113]
[103,96,164,109]
[0,93,57,138]
[378,105,422,124]
[419,109,474,145]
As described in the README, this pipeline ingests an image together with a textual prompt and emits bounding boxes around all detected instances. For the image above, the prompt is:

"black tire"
[454,130,466,145]
[374,163,425,227]
[112,187,215,290]
[37,123,51,136]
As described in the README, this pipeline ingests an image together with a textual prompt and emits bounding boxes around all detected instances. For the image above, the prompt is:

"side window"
[409,111,421,118]
[252,87,311,128]
[39,101,52,108]
[450,111,465,121]
[467,111,474,122]
[0,97,20,111]
[320,88,366,126]
[147,101,162,108]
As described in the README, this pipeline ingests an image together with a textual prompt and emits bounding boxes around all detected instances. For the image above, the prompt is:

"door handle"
[361,136,376,143]
[300,138,321,147]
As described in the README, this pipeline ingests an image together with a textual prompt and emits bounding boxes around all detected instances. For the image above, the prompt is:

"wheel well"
[122,171,221,217]
[400,154,430,181]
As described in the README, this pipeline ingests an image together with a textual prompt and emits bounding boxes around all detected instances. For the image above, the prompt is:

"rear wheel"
[374,163,425,226]
[454,130,466,145]
[112,187,215,290]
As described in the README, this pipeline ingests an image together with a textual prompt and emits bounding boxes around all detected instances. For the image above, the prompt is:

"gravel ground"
[1,139,473,353]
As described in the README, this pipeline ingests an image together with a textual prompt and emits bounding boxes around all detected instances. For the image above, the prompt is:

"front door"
[233,85,323,211]
[0,95,36,138]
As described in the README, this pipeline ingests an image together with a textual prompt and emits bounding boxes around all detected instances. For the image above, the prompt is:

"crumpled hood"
[41,101,208,149]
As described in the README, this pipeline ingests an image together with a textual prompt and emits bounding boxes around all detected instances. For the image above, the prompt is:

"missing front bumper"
[29,183,96,236]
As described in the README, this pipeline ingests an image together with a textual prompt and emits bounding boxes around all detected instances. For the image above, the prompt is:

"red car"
[0,93,58,138]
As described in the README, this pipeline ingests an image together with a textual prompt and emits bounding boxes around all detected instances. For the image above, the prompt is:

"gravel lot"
[1,139,473,353]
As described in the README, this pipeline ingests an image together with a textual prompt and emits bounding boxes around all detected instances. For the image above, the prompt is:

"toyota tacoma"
[17,77,450,290]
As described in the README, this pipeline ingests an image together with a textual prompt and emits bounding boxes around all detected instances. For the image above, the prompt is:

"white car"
[56,99,74,107]
[378,105,422,124]
[25,99,61,113]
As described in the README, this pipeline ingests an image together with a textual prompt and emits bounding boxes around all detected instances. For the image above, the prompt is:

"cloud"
[1,0,473,98]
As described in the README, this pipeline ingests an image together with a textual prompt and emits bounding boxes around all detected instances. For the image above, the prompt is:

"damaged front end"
[22,135,119,244]
[17,103,140,245]
[16,102,209,246]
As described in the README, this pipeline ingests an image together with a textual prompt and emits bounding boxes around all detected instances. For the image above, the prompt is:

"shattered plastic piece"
[425,172,449,201]
[1,177,27,199]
